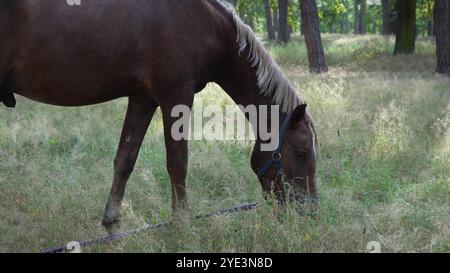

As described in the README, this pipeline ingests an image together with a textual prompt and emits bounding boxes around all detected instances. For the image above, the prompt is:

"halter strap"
[257,112,293,181]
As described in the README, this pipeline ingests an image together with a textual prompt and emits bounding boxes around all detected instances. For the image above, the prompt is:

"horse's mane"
[217,3,302,113]
[209,0,318,149]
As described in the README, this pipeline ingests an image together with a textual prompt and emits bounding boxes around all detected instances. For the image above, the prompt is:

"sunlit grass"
[269,34,436,70]
[0,34,449,253]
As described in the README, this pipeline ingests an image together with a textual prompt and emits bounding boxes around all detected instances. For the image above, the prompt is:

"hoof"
[171,207,191,225]
[102,215,121,235]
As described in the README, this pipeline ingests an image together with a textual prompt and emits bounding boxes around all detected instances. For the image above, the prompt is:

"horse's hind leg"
[102,97,157,232]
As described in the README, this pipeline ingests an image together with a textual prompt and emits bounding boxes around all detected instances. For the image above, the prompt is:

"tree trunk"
[354,0,360,34]
[358,0,367,34]
[381,0,392,35]
[300,0,328,73]
[278,0,290,43]
[435,0,450,75]
[273,6,279,35]
[394,0,416,55]
[264,0,276,40]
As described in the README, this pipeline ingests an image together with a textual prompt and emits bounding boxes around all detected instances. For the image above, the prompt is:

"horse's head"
[252,104,318,210]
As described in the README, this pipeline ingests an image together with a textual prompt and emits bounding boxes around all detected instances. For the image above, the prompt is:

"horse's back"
[3,0,230,106]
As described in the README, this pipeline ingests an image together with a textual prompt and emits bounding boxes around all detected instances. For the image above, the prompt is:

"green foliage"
[233,0,436,37]
[269,34,435,67]
[318,0,350,33]
[236,0,265,31]
[417,0,436,35]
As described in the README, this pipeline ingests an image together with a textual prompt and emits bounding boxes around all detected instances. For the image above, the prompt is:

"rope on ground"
[42,202,258,253]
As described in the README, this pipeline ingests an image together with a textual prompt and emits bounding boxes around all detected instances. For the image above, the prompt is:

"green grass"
[269,34,437,70]
[1,34,449,253]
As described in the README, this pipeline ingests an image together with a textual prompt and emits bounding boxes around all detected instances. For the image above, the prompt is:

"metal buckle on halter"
[271,151,282,162]
[257,113,293,181]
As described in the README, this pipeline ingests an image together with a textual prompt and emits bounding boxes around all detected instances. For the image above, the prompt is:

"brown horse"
[0,0,318,231]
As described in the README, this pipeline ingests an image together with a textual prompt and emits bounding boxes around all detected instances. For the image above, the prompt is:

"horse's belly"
[13,75,139,107]
[14,89,121,107]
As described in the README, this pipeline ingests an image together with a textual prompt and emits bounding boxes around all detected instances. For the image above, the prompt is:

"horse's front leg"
[160,98,194,213]
[102,97,157,232]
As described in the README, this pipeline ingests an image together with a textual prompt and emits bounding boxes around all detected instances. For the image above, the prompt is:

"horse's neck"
[215,57,284,142]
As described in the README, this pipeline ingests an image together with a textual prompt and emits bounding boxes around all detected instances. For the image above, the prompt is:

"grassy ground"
[0,34,449,253]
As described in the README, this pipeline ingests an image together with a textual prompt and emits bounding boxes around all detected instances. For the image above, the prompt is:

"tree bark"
[435,0,450,75]
[278,0,290,43]
[273,6,279,34]
[264,0,276,40]
[394,0,416,55]
[354,0,360,34]
[381,0,392,35]
[358,0,366,34]
[300,0,328,73]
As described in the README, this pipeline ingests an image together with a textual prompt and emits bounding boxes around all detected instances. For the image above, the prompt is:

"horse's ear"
[290,104,307,127]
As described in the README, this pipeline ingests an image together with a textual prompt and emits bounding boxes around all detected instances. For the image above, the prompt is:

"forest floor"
[0,34,449,253]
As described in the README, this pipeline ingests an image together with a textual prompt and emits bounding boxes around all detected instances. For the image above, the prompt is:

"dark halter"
[257,112,293,183]
[257,110,320,205]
